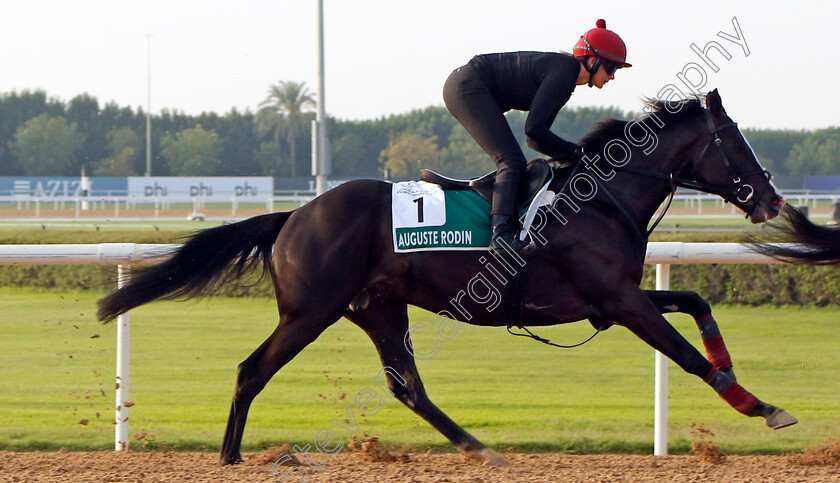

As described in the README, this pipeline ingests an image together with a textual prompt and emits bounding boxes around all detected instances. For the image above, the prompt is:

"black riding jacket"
[469,51,580,159]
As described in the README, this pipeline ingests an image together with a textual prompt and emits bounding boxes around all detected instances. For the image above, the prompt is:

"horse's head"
[687,89,785,223]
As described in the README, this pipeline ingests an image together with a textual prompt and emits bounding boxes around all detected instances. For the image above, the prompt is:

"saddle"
[420,159,552,211]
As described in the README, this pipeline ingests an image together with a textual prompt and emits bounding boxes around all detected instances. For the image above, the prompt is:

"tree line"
[0,85,837,179]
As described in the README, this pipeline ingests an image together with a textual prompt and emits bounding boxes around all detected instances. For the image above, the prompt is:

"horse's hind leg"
[345,300,509,466]
[645,290,736,381]
[220,316,335,465]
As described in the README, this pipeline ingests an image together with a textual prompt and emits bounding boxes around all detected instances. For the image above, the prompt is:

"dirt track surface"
[2,450,840,482]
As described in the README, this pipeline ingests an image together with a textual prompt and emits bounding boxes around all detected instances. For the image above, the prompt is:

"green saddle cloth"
[391,181,547,253]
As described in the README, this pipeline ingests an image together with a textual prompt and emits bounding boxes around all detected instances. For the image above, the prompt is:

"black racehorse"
[98,90,838,466]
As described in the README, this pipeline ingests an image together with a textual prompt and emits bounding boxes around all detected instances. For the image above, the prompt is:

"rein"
[509,107,774,349]
[507,325,601,348]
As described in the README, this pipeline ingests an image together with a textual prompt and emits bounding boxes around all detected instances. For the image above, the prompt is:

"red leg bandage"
[703,336,733,371]
[696,314,733,371]
[721,382,760,415]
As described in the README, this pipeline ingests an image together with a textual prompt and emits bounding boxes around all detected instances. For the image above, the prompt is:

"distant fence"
[0,194,315,218]
[0,242,796,454]
[673,190,840,215]
[0,175,312,218]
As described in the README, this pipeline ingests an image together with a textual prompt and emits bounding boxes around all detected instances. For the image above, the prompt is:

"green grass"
[1,287,838,454]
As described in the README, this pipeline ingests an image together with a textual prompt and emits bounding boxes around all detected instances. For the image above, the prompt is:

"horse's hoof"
[220,454,244,465]
[465,448,509,466]
[766,407,798,429]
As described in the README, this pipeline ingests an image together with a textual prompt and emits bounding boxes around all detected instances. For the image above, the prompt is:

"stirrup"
[490,233,535,257]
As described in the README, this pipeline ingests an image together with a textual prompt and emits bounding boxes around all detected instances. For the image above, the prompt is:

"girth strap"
[507,263,523,329]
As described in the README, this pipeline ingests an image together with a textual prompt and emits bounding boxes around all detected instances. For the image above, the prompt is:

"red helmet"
[573,19,631,68]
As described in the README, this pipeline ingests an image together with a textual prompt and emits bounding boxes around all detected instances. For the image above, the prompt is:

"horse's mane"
[578,97,705,153]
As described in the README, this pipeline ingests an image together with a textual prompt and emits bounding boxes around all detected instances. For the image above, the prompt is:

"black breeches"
[443,64,526,217]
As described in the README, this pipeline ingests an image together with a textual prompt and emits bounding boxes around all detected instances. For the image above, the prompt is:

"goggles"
[603,61,619,76]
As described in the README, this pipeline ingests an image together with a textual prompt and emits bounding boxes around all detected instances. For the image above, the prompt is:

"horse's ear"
[705,89,724,114]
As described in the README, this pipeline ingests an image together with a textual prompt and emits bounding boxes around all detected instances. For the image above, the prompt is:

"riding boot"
[489,178,534,257]
[489,214,535,257]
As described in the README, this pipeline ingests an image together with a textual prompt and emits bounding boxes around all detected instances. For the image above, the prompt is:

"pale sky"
[1,0,835,130]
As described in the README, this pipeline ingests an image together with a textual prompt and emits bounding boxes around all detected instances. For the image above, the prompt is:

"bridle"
[688,109,773,210]
[572,107,775,243]
[632,108,773,207]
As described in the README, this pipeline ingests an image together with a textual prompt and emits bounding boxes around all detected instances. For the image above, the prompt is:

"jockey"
[443,19,630,257]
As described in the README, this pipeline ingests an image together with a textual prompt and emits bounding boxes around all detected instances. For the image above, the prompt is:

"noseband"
[696,108,773,208]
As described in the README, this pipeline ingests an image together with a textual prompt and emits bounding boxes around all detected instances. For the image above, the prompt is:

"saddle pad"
[391,178,555,253]
[392,181,491,252]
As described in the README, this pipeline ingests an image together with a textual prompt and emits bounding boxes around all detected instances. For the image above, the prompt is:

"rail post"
[115,265,131,451]
[654,263,670,455]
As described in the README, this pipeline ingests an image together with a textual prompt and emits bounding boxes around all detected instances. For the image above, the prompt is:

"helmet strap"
[583,56,603,87]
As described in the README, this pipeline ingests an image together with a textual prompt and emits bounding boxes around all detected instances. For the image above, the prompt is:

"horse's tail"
[748,204,840,265]
[97,211,293,323]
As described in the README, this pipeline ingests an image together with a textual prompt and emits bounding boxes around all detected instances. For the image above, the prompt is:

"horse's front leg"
[616,289,797,429]
[644,290,736,382]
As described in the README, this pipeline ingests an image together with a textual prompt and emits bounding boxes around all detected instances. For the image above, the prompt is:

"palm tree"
[255,81,316,177]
